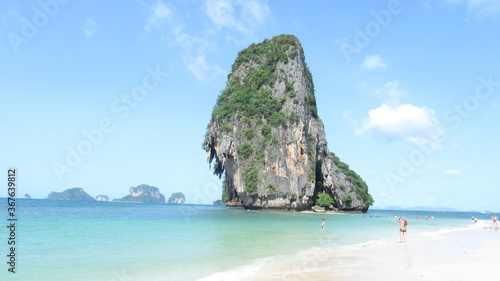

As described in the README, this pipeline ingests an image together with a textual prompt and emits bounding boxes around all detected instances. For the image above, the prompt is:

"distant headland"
[46,187,95,201]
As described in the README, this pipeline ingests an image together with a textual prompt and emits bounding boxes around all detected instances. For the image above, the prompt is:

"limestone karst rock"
[167,192,186,204]
[96,195,109,202]
[114,184,166,203]
[203,35,373,211]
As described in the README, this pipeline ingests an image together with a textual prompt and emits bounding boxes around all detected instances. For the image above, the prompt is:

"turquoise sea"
[0,199,495,281]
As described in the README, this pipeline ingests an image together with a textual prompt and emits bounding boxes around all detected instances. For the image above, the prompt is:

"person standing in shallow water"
[321,218,326,229]
[492,215,499,228]
[398,217,407,243]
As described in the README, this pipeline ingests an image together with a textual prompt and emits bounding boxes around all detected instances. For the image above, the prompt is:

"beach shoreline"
[232,221,499,281]
[189,219,499,281]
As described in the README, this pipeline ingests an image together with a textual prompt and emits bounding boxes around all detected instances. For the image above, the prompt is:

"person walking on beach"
[321,218,326,229]
[492,215,499,228]
[398,217,407,243]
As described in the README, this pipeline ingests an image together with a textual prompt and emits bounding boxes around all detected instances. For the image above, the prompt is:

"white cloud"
[143,0,270,81]
[206,0,236,27]
[443,169,464,176]
[239,0,271,25]
[468,0,500,17]
[415,170,426,176]
[361,55,388,71]
[357,104,441,141]
[407,136,443,152]
[445,0,500,19]
[145,0,174,32]
[144,1,225,81]
[83,18,97,39]
[341,109,351,119]
[448,139,461,149]
[357,81,444,144]
[372,80,406,103]
[187,55,225,81]
[492,101,498,109]
[205,0,271,34]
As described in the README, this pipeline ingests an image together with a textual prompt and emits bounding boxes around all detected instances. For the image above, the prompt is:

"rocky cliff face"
[167,192,186,204]
[203,35,373,211]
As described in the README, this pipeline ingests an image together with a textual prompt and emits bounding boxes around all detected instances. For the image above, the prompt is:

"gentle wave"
[197,258,270,281]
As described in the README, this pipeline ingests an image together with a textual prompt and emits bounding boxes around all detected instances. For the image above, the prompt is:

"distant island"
[46,187,95,201]
[96,195,109,202]
[167,192,185,204]
[213,199,224,205]
[114,184,166,203]
[25,194,31,199]
[371,206,463,212]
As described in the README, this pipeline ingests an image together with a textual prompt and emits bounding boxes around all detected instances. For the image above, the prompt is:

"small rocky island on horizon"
[96,195,109,202]
[46,187,95,201]
[114,184,166,204]
[44,185,175,204]
[167,192,186,204]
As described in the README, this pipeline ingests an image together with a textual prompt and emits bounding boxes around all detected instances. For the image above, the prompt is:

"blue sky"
[1,0,499,211]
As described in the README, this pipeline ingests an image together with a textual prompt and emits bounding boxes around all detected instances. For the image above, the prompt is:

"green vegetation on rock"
[266,184,277,195]
[242,129,255,139]
[231,34,299,72]
[237,142,254,159]
[331,153,374,206]
[208,34,317,127]
[221,176,230,203]
[316,192,334,207]
[220,124,232,134]
[343,195,353,207]
[244,166,258,195]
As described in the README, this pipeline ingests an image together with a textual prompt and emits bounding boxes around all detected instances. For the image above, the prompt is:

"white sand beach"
[241,221,499,281]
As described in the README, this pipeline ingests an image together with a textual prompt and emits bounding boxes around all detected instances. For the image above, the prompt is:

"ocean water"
[0,199,494,281]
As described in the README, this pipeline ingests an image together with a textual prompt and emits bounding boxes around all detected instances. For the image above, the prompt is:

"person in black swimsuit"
[398,217,407,243]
